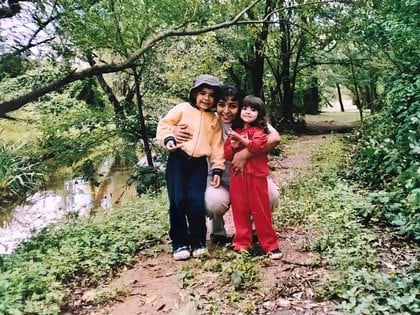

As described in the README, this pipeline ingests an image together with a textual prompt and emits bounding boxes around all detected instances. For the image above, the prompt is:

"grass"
[0,108,40,143]
[0,142,43,209]
[305,111,362,123]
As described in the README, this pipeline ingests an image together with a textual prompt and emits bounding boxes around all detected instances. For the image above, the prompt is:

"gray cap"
[189,74,222,105]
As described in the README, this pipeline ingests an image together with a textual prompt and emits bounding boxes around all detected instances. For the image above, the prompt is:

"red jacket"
[224,126,269,177]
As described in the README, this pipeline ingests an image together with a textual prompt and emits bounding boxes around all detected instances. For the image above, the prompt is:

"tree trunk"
[279,21,294,123]
[132,68,154,167]
[303,75,319,115]
[247,0,272,99]
[350,62,363,122]
[336,83,345,112]
[86,54,125,121]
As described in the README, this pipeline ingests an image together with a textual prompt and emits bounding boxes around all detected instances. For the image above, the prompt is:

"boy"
[156,75,225,260]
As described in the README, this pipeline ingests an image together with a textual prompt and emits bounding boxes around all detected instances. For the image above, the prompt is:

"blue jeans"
[165,150,207,250]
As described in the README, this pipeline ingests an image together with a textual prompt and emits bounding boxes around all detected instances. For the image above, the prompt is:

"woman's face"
[216,96,239,124]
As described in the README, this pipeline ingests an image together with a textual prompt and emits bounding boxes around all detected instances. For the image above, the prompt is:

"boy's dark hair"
[220,85,244,103]
[232,95,269,133]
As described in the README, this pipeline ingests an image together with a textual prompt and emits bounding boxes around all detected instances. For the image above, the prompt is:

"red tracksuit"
[224,126,279,253]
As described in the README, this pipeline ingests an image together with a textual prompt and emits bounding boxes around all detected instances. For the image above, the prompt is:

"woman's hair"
[232,95,269,133]
[220,85,244,103]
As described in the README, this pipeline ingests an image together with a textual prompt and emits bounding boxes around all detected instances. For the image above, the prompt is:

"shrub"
[351,74,420,239]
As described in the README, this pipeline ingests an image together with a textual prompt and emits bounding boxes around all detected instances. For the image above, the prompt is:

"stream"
[0,157,139,255]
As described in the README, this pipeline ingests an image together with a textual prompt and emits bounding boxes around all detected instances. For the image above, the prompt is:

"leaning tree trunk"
[132,67,154,167]
[336,83,345,112]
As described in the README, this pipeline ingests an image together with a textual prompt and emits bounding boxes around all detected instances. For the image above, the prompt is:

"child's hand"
[165,140,177,152]
[228,128,247,150]
[230,139,239,149]
[227,128,240,141]
[211,174,221,188]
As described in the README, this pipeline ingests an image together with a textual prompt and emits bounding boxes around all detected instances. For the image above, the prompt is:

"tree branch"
[0,0,261,116]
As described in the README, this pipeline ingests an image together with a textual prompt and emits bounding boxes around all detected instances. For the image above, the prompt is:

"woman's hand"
[174,124,193,144]
[232,148,251,173]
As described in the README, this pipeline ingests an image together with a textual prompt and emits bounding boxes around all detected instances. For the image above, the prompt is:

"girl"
[224,95,282,259]
[156,75,225,261]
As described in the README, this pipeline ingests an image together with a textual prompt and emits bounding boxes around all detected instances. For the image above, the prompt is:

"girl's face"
[195,87,215,111]
[240,105,258,125]
[216,96,239,124]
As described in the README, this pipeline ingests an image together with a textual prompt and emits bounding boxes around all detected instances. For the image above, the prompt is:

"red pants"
[230,173,279,253]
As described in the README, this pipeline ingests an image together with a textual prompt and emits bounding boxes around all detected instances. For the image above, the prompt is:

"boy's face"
[216,96,239,124]
[195,87,215,111]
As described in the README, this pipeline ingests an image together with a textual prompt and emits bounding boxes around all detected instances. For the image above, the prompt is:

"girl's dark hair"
[232,95,269,133]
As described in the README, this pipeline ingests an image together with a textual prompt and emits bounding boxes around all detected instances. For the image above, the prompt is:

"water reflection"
[0,157,138,255]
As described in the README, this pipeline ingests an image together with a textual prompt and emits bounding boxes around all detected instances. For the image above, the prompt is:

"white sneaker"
[173,246,190,260]
[270,249,283,260]
[192,246,206,258]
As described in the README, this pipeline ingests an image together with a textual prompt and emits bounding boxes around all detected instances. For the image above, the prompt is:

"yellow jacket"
[156,102,225,174]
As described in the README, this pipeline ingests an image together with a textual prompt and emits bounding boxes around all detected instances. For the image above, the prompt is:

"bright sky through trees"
[0,1,55,58]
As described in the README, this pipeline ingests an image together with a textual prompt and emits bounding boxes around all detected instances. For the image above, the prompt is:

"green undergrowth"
[277,136,419,314]
[0,195,168,315]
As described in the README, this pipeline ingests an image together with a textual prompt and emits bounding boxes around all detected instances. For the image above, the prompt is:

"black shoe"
[252,232,259,244]
[210,233,232,246]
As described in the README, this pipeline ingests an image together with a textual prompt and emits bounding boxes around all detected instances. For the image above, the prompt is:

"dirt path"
[73,134,339,315]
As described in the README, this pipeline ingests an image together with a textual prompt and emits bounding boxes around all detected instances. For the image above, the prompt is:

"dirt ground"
[63,132,348,315]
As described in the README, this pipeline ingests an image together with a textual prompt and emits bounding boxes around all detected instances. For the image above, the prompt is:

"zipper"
[192,110,204,156]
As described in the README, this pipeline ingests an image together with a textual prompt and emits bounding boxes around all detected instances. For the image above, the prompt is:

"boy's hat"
[189,74,222,105]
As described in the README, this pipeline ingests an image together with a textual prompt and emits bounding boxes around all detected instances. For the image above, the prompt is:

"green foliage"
[0,54,29,80]
[69,77,107,110]
[278,136,418,314]
[0,195,168,314]
[0,64,71,103]
[321,265,420,315]
[56,0,220,59]
[0,142,43,208]
[351,74,420,239]
[128,165,165,195]
[117,114,158,144]
[32,95,117,170]
[176,265,195,288]
[215,250,260,291]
